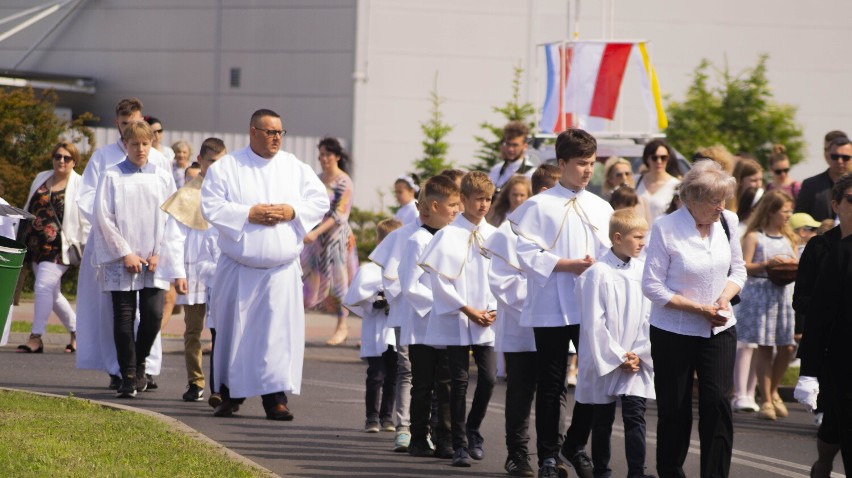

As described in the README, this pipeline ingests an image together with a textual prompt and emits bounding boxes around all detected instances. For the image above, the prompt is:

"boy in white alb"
[158,138,227,402]
[420,171,497,468]
[400,175,460,459]
[344,218,403,433]
[574,210,655,478]
[485,164,561,476]
[92,122,176,398]
[508,129,613,478]
[195,226,222,406]
[368,206,427,451]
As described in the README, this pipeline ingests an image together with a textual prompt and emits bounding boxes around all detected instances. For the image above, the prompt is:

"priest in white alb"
[201,108,329,421]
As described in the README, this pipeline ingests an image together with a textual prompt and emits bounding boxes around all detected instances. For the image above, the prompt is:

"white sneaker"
[732,396,760,413]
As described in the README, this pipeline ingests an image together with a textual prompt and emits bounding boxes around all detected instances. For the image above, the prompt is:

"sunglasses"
[773,168,790,175]
[830,153,852,162]
[53,153,74,162]
[649,154,669,162]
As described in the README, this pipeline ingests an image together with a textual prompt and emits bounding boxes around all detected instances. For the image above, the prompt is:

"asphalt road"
[0,337,845,478]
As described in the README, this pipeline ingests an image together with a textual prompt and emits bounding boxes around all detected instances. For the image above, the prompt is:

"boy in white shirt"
[485,164,561,476]
[400,175,460,459]
[508,129,613,478]
[92,121,176,398]
[344,218,403,433]
[158,138,227,402]
[420,171,498,467]
[574,209,655,478]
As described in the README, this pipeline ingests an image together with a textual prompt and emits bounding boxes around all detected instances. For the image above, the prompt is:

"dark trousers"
[505,351,537,455]
[651,326,736,478]
[446,344,497,449]
[111,288,164,377]
[209,328,216,394]
[819,369,852,472]
[534,324,594,463]
[366,346,399,422]
[409,344,451,444]
[219,384,287,408]
[591,396,648,478]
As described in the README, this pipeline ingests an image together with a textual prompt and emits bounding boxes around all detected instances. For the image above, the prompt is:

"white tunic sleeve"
[200,163,251,242]
[400,237,432,318]
[343,265,381,319]
[93,173,132,263]
[157,217,188,280]
[576,270,628,377]
[430,274,467,316]
[516,235,560,285]
[78,151,105,222]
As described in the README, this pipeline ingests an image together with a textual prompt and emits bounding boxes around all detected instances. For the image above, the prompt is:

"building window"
[230,68,241,88]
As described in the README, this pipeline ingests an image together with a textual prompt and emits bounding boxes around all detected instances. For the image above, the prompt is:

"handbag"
[47,189,84,267]
[765,259,798,286]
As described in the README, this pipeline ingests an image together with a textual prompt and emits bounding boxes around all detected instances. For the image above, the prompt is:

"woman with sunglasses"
[16,142,89,354]
[766,145,801,202]
[636,139,681,225]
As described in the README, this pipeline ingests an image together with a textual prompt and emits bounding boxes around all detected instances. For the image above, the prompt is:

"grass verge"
[0,390,268,477]
[10,321,67,335]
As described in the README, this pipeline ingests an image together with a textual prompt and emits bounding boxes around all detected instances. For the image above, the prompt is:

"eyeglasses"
[255,127,286,138]
[53,153,73,162]
[649,154,669,162]
[153,129,163,134]
[830,153,852,162]
[773,168,790,175]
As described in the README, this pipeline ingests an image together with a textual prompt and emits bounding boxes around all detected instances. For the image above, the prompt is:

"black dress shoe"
[213,399,240,417]
[265,403,294,421]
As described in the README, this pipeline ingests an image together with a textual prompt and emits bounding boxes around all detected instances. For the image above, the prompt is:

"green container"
[0,235,26,335]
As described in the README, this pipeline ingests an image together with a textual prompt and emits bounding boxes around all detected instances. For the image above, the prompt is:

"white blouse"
[642,208,746,338]
[636,176,680,225]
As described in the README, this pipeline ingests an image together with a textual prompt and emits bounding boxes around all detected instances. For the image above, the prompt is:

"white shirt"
[510,184,614,327]
[394,201,419,226]
[488,155,535,190]
[420,214,497,346]
[575,250,654,404]
[636,176,680,225]
[642,208,746,337]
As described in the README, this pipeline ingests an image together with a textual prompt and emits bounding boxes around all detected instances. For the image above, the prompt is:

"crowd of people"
[3,96,852,478]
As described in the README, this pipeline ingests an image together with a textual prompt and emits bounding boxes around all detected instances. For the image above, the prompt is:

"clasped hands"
[123,254,157,274]
[463,307,495,327]
[619,352,641,373]
[698,298,733,327]
[249,203,295,226]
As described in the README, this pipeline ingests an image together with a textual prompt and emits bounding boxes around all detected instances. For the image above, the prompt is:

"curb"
[0,387,281,478]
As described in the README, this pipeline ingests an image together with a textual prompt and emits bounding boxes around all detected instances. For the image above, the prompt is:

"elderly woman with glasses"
[642,160,745,478]
[16,142,90,354]
[765,144,801,202]
[636,139,681,225]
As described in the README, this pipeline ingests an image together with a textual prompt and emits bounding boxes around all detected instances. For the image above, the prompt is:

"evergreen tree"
[414,73,454,179]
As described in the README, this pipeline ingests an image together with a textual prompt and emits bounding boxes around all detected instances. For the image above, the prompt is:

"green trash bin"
[0,235,26,335]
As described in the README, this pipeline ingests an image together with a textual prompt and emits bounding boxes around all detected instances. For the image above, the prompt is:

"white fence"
[84,127,327,171]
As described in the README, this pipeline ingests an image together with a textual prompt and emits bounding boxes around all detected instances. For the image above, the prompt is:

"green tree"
[665,55,805,167]
[0,87,96,208]
[472,63,537,172]
[414,73,453,179]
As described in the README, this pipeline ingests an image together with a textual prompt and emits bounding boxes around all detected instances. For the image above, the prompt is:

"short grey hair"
[171,139,193,156]
[679,159,736,207]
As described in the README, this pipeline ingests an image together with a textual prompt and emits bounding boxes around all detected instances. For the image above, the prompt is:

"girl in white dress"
[635,139,680,225]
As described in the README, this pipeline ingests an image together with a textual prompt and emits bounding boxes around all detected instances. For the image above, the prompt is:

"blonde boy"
[420,171,498,467]
[574,209,654,478]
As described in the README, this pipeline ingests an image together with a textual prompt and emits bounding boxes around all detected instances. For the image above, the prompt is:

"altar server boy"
[484,164,561,477]
[420,171,498,468]
[508,128,613,477]
[344,218,403,433]
[92,121,176,398]
[158,137,226,402]
[574,209,654,478]
[400,175,460,458]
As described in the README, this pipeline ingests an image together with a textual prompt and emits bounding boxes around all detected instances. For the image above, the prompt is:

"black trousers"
[533,325,594,464]
[208,328,216,394]
[219,384,286,408]
[111,288,164,377]
[819,368,852,472]
[591,396,648,478]
[505,351,537,455]
[365,346,399,422]
[409,344,451,444]
[651,326,736,478]
[446,345,497,449]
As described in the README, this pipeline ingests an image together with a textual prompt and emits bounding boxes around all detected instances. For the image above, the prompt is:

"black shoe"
[146,374,158,390]
[562,450,593,478]
[213,398,240,417]
[452,448,472,467]
[505,452,535,477]
[467,429,485,460]
[134,366,148,393]
[435,441,454,459]
[116,376,137,398]
[208,393,223,409]
[407,438,435,457]
[108,374,121,390]
[538,458,560,478]
[182,383,204,402]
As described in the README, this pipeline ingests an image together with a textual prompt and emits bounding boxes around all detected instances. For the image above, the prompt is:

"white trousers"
[31,262,76,335]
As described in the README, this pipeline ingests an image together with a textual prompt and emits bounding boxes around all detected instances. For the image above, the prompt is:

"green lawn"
[0,390,269,478]
[10,320,68,335]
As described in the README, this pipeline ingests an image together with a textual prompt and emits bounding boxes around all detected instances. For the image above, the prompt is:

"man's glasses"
[830,153,852,162]
[649,154,669,162]
[773,168,790,175]
[53,153,73,162]
[255,127,286,138]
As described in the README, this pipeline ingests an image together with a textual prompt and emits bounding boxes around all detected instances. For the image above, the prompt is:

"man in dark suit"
[796,131,851,221]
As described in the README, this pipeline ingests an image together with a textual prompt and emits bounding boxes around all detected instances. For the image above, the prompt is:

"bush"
[350,207,389,263]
